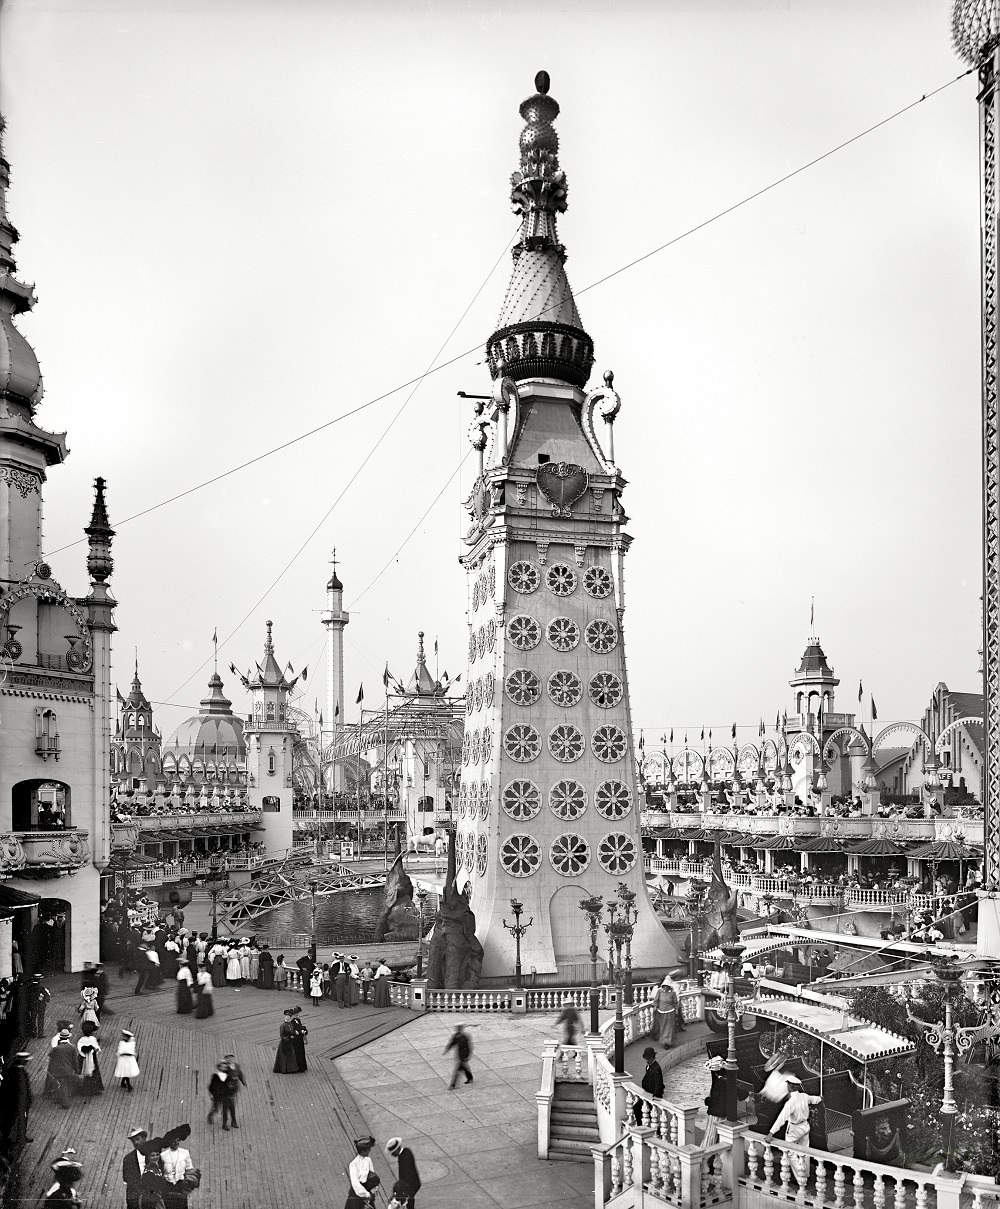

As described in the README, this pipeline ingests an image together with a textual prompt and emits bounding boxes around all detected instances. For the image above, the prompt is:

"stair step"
[551,1108,598,1126]
[549,1138,600,1157]
[548,1148,592,1163]
[551,1123,601,1142]
[553,1082,593,1102]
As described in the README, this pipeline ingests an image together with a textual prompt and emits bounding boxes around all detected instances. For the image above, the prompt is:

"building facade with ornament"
[0,116,116,972]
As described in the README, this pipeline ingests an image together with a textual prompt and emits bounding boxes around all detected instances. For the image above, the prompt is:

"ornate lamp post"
[607,904,636,1075]
[204,856,231,943]
[926,961,965,1171]
[719,941,746,1122]
[684,884,708,984]
[579,895,604,1034]
[617,882,637,1005]
[308,879,319,965]
[502,898,533,988]
[415,885,428,978]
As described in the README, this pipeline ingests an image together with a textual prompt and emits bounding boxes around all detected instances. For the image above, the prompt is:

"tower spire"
[0,115,43,414]
[485,72,594,388]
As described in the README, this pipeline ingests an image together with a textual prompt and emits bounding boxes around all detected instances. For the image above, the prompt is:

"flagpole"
[384,682,390,871]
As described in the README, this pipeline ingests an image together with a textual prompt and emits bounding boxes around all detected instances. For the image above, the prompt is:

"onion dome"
[0,116,43,413]
[166,670,246,759]
[485,72,594,389]
[327,569,343,592]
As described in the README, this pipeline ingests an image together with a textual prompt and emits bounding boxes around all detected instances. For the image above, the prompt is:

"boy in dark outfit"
[385,1137,421,1209]
[444,1022,473,1089]
[635,1046,665,1123]
[27,974,50,1038]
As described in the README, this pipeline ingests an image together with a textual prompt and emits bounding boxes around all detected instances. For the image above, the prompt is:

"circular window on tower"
[476,834,488,877]
[546,563,578,597]
[547,617,581,652]
[458,782,468,818]
[479,780,491,819]
[549,779,587,820]
[508,561,541,595]
[502,779,541,820]
[589,671,623,709]
[466,689,475,717]
[595,779,633,820]
[509,615,541,651]
[593,725,628,763]
[547,669,583,708]
[585,619,618,653]
[597,832,638,875]
[506,668,540,707]
[483,672,495,709]
[467,781,479,816]
[499,834,541,878]
[549,833,591,877]
[583,565,613,599]
[504,724,541,763]
[549,724,585,763]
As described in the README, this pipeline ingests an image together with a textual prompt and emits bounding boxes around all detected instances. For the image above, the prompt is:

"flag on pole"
[810,598,814,630]
[669,728,673,744]
[382,664,391,690]
[434,638,438,656]
[335,702,340,718]
[639,732,645,751]
[116,687,126,707]
[775,712,779,731]
[356,684,364,705]
[871,696,878,721]
[318,710,323,728]
[731,722,736,740]
[301,666,308,682]
[212,628,217,645]
[700,727,704,742]
[858,679,863,702]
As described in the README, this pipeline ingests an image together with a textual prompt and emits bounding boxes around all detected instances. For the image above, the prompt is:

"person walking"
[273,1008,301,1073]
[258,945,274,989]
[176,961,194,1014]
[290,1006,308,1071]
[309,967,324,1006]
[554,996,583,1045]
[360,961,375,1003]
[634,1047,665,1123]
[115,1029,140,1092]
[332,953,349,1009]
[46,1029,80,1108]
[195,966,214,1018]
[122,1128,148,1209]
[652,977,679,1047]
[208,1061,240,1129]
[78,985,100,1034]
[274,954,288,991]
[702,1056,727,1146]
[77,1034,104,1097]
[41,1149,84,1206]
[346,1136,380,1208]
[385,1138,421,1209]
[444,1022,473,1089]
[28,973,51,1038]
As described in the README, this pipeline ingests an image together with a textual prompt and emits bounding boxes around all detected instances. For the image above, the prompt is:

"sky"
[0,0,984,750]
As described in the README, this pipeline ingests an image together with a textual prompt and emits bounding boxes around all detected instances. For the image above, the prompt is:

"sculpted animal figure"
[701,842,740,949]
[426,831,483,989]
[374,855,418,942]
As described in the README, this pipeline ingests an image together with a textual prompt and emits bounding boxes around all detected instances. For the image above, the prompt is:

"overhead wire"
[43,67,972,563]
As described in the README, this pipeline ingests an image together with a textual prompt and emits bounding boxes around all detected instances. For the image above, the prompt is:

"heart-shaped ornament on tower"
[536,462,589,518]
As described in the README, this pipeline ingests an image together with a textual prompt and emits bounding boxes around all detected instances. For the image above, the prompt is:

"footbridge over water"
[219,851,387,929]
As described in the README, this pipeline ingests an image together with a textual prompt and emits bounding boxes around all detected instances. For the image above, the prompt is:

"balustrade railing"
[426,988,512,1012]
[844,886,910,908]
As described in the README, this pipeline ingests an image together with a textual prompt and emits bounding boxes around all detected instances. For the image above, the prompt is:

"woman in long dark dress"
[273,1010,301,1073]
[77,1035,104,1096]
[211,946,227,989]
[290,1008,308,1071]
[258,947,274,989]
[176,963,194,1015]
[195,969,214,1018]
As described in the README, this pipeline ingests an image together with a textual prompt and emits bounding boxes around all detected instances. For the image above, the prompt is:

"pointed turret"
[405,631,438,697]
[85,477,115,585]
[0,116,43,415]
[485,73,594,388]
[247,620,291,690]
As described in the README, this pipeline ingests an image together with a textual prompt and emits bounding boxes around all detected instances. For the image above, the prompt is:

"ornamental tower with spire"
[320,550,349,790]
[457,75,669,981]
[245,621,297,856]
[0,115,117,969]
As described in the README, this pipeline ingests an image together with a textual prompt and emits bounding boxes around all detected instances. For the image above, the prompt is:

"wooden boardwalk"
[11,973,413,1207]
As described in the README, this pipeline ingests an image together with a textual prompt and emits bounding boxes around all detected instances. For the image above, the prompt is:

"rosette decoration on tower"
[485,72,594,388]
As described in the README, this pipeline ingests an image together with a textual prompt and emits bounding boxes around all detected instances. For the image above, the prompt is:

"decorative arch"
[872,722,933,756]
[0,581,92,670]
[935,717,985,754]
[671,749,704,783]
[822,727,871,762]
[790,732,821,757]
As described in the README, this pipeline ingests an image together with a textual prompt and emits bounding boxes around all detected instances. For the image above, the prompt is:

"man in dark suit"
[331,954,349,1009]
[296,954,314,999]
[635,1046,665,1123]
[122,1128,147,1209]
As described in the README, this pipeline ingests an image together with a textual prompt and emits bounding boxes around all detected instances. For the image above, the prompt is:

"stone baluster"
[610,1146,622,1197]
[833,1163,846,1209]
[573,1049,583,1079]
[746,1138,760,1181]
[915,1181,928,1209]
[622,1135,634,1191]
[762,1142,774,1192]
[814,1160,827,1205]
[873,1173,885,1209]
[779,1147,792,1196]
[852,1166,864,1209]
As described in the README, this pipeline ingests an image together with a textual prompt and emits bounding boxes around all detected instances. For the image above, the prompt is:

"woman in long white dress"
[114,1029,140,1092]
[225,945,242,985]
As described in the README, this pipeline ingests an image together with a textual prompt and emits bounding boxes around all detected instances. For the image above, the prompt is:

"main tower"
[457,73,670,980]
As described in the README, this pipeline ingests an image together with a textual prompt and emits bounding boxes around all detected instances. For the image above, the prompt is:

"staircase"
[548,1082,601,1162]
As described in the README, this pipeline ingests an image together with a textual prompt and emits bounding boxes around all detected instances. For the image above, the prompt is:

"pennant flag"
[453,673,462,683]
[286,661,294,672]
[382,664,391,689]
[731,722,736,740]
[669,728,673,744]
[301,666,308,682]
[356,684,364,705]
[314,698,318,714]
[434,637,439,656]
[318,710,323,728]
[708,729,712,745]
[700,727,705,742]
[871,696,878,721]
[639,732,645,751]
[775,712,779,731]
[335,702,340,718]
[212,628,217,645]
[229,662,237,677]
[858,679,863,703]
[810,597,814,630]
[442,670,449,682]
[116,686,126,707]
[684,732,687,745]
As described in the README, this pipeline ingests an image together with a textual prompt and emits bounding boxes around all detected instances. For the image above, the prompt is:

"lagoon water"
[250,886,384,947]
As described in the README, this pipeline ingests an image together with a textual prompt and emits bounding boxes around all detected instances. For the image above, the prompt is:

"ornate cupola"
[485,72,594,388]
[790,635,840,719]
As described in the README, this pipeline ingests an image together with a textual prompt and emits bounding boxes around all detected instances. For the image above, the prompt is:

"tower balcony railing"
[844,886,910,910]
[15,828,90,871]
[121,810,262,832]
[34,732,61,760]
[0,834,27,875]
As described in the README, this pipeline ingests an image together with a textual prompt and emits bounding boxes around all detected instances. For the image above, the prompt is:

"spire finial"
[535,70,550,95]
[265,619,274,655]
[85,477,115,584]
[331,547,337,575]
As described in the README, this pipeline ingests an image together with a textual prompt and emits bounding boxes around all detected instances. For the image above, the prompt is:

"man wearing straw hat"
[122,1128,148,1209]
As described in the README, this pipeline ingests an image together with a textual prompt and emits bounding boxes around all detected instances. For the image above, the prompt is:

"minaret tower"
[320,550,349,791]
[457,73,670,980]
[245,620,296,856]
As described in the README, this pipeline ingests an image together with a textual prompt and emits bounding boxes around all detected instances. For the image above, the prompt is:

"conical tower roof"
[790,636,839,687]
[0,116,43,412]
[485,72,594,388]
[247,620,292,690]
[405,631,438,697]
[126,659,152,711]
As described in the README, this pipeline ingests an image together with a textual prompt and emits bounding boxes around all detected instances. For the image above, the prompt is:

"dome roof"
[790,638,839,687]
[165,671,246,760]
[327,570,343,591]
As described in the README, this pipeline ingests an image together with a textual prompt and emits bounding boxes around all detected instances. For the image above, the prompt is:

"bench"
[853,1098,910,1166]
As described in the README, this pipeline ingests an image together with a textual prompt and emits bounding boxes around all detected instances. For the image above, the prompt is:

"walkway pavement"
[12,973,599,1208]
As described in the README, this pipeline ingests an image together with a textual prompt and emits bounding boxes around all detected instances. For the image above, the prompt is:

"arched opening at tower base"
[28,898,70,973]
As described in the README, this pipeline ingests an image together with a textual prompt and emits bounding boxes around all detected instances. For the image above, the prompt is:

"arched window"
[35,709,60,760]
[267,748,276,776]
[265,701,276,722]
